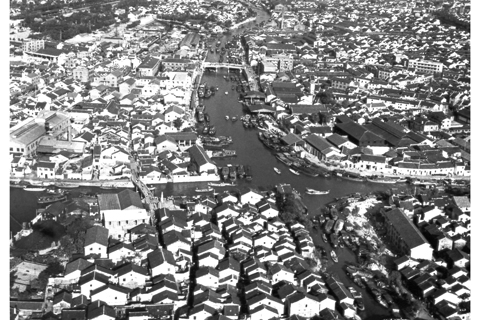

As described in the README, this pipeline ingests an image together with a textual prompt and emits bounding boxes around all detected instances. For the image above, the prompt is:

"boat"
[38,194,67,204]
[147,185,155,191]
[195,187,213,193]
[305,188,330,195]
[211,149,237,158]
[237,165,245,179]
[330,250,338,263]
[208,182,236,187]
[376,295,388,308]
[225,91,229,95]
[24,185,46,192]
[329,233,339,248]
[245,165,252,181]
[333,219,344,233]
[367,176,396,184]
[100,184,117,190]
[353,276,366,289]
[289,168,300,175]
[204,89,212,98]
[231,116,237,122]
[229,166,237,181]
[324,219,335,234]
[322,233,328,243]
[221,167,230,180]
[202,126,210,135]
[204,113,210,122]
[209,126,216,135]
[273,167,281,174]
[225,115,230,120]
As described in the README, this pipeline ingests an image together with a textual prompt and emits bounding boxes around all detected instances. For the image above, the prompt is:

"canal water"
[10,69,411,320]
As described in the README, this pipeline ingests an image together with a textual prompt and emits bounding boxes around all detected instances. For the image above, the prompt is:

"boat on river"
[221,167,230,180]
[195,187,213,193]
[204,113,210,122]
[209,126,216,135]
[348,287,365,311]
[229,166,237,181]
[305,188,329,195]
[245,165,252,181]
[324,219,334,234]
[100,184,118,190]
[202,126,210,135]
[55,182,79,189]
[231,116,237,122]
[274,167,281,174]
[208,182,236,187]
[225,91,229,95]
[225,115,229,120]
[329,233,339,248]
[333,219,344,233]
[330,250,338,263]
[322,233,328,243]
[289,168,300,175]
[367,175,397,184]
[38,194,67,204]
[237,165,245,179]
[24,185,46,192]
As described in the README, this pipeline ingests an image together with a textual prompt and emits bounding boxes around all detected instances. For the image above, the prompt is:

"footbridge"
[203,62,245,72]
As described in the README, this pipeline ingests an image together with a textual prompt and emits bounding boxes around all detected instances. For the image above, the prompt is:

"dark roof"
[84,226,109,247]
[188,144,213,167]
[383,208,430,250]
[97,189,144,210]
[90,283,131,296]
[61,309,87,320]
[147,248,176,268]
[65,258,93,276]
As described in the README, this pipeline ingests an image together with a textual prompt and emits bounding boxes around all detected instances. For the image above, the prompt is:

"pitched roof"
[147,248,176,268]
[97,189,144,210]
[84,226,109,247]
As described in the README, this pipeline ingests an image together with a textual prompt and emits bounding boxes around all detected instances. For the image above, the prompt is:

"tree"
[173,118,183,129]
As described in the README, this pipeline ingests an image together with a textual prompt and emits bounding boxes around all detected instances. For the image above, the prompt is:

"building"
[138,56,161,77]
[179,33,201,52]
[162,58,191,71]
[10,111,70,156]
[72,66,89,83]
[97,190,150,240]
[188,145,216,175]
[84,226,109,258]
[22,39,45,52]
[407,59,443,74]
[381,208,433,260]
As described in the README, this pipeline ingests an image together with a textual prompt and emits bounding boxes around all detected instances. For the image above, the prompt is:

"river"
[10,8,410,319]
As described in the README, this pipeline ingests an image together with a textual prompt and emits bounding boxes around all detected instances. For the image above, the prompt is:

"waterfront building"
[381,208,433,260]
[138,56,161,77]
[97,190,150,240]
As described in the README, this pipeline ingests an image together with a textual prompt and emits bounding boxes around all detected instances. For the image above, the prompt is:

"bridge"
[202,62,245,72]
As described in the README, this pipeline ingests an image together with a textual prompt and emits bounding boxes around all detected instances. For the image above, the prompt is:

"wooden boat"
[55,182,79,189]
[147,185,155,191]
[289,168,300,175]
[38,194,67,204]
[231,116,237,122]
[324,219,335,234]
[209,126,216,135]
[236,165,245,179]
[322,233,328,243]
[208,182,236,187]
[221,167,230,180]
[195,187,213,193]
[24,185,46,192]
[305,188,329,195]
[367,176,396,184]
[333,219,344,233]
[225,91,229,95]
[273,167,281,174]
[330,250,338,263]
[225,115,229,120]
[202,126,210,135]
[100,184,117,190]
[229,166,237,181]
[245,165,252,181]
[329,233,339,248]
[204,113,210,122]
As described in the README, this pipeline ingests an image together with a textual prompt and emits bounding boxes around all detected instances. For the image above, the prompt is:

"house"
[63,258,93,281]
[318,293,336,311]
[269,263,295,285]
[84,226,109,259]
[147,248,176,277]
[195,267,220,289]
[90,284,130,306]
[116,263,149,289]
[188,145,216,175]
[286,293,320,318]
[249,305,278,320]
[52,291,72,314]
[247,293,284,317]
[240,190,264,205]
[326,277,354,305]
[97,190,150,240]
[78,271,110,298]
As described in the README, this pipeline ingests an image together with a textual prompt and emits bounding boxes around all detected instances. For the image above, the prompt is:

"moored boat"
[209,126,216,135]
[225,91,228,95]
[38,194,67,204]
[24,185,46,192]
[305,188,330,195]
[195,187,213,193]
[100,184,117,190]
[229,166,237,181]
[289,168,300,175]
[322,233,328,243]
[225,115,229,120]
[274,167,281,174]
[208,182,236,187]
[330,250,338,263]
[245,165,252,181]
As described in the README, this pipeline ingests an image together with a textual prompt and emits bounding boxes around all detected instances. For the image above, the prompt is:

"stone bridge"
[202,62,245,72]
